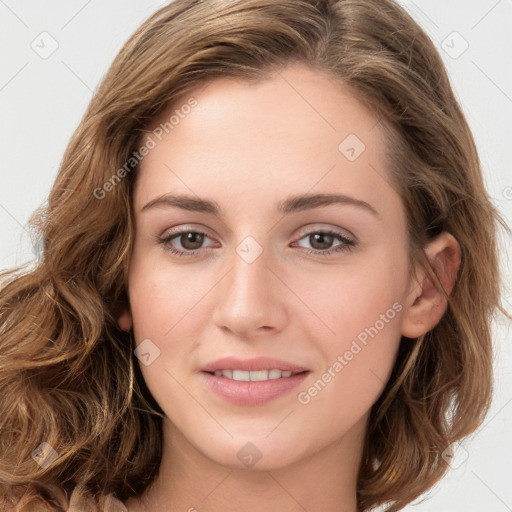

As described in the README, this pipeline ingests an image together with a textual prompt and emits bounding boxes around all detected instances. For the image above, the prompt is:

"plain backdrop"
[0,1,511,511]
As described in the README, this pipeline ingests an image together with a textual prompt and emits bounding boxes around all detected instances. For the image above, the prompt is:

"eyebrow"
[141,192,380,218]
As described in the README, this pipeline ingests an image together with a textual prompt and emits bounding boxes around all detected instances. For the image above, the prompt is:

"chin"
[192,432,315,472]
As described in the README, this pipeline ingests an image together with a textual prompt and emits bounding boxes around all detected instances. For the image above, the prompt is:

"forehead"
[146,64,382,152]
[134,63,399,221]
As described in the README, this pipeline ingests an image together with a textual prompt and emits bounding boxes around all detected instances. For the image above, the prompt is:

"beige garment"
[67,487,127,512]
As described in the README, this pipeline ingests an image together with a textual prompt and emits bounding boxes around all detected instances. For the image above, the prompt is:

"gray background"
[1,1,511,510]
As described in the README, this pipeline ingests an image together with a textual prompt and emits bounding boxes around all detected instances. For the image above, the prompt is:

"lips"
[200,356,309,374]
[199,356,310,405]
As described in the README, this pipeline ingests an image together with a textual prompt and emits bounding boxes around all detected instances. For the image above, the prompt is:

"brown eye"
[293,229,356,257]
[157,229,215,258]
[177,231,205,250]
[308,232,335,250]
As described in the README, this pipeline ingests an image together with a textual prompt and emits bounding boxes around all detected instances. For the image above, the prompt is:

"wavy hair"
[0,0,507,510]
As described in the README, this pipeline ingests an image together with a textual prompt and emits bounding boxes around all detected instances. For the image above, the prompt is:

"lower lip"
[200,371,309,406]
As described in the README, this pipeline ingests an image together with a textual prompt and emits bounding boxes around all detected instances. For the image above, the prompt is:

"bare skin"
[120,63,460,512]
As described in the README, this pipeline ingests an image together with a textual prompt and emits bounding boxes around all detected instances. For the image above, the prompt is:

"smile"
[209,369,306,381]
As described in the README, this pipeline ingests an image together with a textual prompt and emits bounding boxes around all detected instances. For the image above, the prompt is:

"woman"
[0,0,507,510]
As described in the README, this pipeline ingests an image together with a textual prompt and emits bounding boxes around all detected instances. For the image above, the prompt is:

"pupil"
[312,233,333,250]
[183,232,203,249]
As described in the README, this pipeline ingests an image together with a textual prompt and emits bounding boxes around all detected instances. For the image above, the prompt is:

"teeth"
[268,369,282,379]
[212,369,300,381]
[233,370,250,381]
[243,370,267,381]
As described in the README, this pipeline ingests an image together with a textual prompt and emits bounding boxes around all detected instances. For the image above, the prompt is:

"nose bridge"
[212,234,286,335]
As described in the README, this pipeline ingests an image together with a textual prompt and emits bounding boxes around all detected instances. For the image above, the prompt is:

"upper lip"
[201,356,309,373]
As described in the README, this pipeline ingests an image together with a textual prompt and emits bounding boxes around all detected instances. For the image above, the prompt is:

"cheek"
[297,246,408,351]
[127,248,206,340]
[293,250,406,420]
[126,251,210,389]
[296,302,403,437]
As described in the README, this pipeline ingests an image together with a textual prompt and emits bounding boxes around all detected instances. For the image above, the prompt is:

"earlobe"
[401,232,461,339]
[117,307,133,332]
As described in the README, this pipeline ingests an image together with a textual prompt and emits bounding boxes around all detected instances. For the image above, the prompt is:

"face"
[124,63,416,471]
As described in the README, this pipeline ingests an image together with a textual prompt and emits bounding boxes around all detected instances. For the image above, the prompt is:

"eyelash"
[157,227,356,258]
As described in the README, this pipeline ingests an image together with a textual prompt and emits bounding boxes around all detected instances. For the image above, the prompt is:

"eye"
[157,228,216,257]
[292,229,356,256]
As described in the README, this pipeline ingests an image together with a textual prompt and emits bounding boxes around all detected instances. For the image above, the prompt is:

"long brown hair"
[0,0,507,510]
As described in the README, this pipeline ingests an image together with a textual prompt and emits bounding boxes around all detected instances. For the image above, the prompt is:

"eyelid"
[160,223,215,239]
[294,223,356,242]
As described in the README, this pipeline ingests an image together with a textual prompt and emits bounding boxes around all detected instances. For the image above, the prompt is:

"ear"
[117,307,133,332]
[401,231,461,339]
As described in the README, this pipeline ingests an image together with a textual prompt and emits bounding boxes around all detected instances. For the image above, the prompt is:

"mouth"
[204,369,309,381]
[200,355,309,375]
[199,356,310,404]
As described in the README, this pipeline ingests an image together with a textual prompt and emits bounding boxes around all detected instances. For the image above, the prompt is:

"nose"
[212,242,287,338]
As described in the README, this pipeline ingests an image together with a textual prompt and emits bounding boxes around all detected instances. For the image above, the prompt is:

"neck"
[125,415,366,512]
